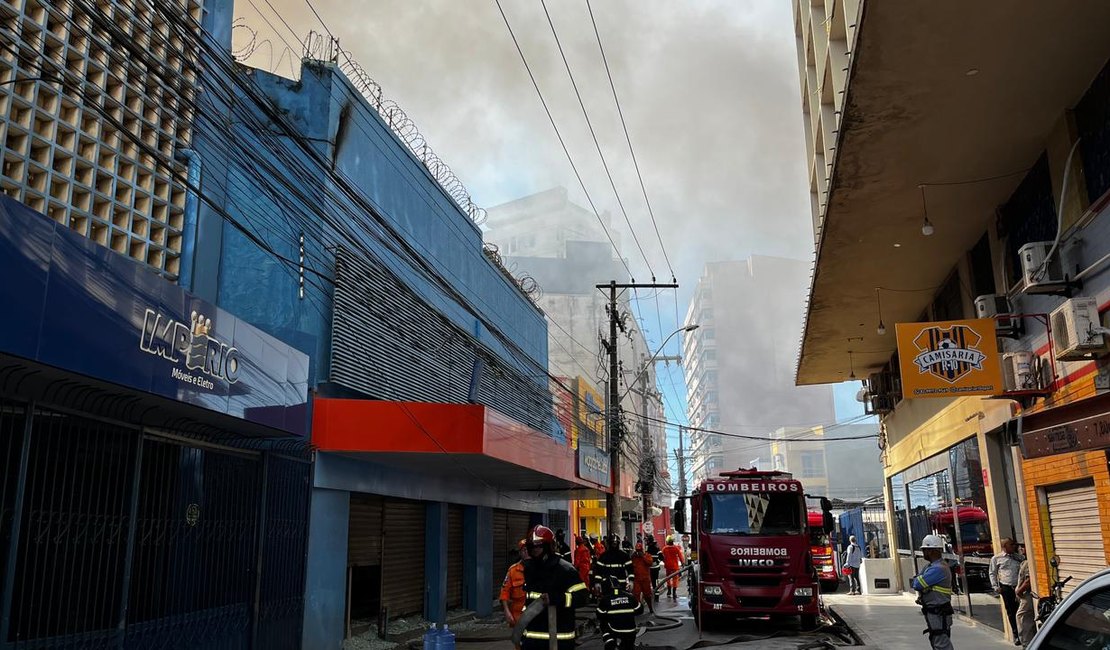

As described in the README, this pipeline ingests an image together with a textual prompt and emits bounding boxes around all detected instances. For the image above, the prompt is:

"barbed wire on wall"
[482,243,542,305]
[302,31,488,227]
[232,20,299,80]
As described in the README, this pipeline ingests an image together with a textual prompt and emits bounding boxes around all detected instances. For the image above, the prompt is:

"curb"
[825,604,874,647]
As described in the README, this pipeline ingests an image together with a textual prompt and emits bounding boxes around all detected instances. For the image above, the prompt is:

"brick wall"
[1021,449,1110,592]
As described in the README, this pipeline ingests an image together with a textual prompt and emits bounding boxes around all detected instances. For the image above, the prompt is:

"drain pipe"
[175,148,202,291]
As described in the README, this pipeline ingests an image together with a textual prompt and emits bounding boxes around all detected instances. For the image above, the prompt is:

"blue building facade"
[183,3,597,648]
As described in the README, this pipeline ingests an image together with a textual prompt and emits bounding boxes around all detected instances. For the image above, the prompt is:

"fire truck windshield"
[702,492,804,535]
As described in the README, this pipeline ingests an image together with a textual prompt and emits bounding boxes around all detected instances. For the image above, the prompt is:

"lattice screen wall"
[0,0,203,278]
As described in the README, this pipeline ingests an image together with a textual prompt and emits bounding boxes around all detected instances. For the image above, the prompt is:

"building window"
[931,272,963,322]
[799,451,825,478]
[968,233,996,298]
[703,328,715,340]
[998,153,1057,288]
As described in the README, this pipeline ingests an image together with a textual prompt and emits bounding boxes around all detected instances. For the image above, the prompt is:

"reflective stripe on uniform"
[930,585,953,596]
[567,583,587,593]
[605,608,637,615]
[523,631,576,640]
[526,591,544,600]
[597,562,624,568]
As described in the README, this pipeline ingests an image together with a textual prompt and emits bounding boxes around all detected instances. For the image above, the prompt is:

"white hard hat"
[920,534,945,550]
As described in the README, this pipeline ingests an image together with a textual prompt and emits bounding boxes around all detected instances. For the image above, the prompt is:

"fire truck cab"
[674,468,824,630]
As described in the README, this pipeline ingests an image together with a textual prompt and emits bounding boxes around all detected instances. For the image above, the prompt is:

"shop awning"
[312,397,611,493]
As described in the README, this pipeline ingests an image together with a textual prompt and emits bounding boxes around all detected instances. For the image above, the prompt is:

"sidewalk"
[825,592,1012,648]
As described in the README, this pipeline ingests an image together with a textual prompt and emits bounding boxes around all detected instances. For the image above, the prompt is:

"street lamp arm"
[618,324,697,403]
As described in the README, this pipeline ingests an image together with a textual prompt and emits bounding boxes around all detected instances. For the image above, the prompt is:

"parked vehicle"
[673,468,825,630]
[807,510,839,593]
[929,504,992,591]
[1027,565,1109,650]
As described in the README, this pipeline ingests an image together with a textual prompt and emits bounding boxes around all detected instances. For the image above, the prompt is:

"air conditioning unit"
[1050,297,1105,360]
[1001,351,1035,392]
[1019,241,1066,291]
[975,294,1021,336]
[868,394,896,415]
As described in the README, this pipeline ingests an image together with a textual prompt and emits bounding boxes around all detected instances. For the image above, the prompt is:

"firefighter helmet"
[920,534,946,550]
[666,535,675,544]
[529,525,555,547]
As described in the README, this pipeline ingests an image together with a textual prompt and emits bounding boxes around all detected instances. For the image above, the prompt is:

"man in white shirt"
[989,538,1023,645]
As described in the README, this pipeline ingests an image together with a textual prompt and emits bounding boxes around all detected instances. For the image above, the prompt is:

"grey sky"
[235,0,867,430]
[237,0,813,284]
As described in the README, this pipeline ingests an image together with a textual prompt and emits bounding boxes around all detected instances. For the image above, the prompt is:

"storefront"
[0,197,312,648]
[883,397,1021,634]
[1019,394,1110,600]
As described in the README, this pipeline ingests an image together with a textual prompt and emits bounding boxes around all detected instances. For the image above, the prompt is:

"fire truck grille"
[732,576,781,587]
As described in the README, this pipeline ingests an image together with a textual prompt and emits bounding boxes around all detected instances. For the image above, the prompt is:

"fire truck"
[673,468,825,629]
[930,504,992,590]
[807,511,839,593]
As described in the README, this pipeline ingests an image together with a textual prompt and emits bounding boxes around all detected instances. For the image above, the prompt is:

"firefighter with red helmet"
[521,525,590,650]
[500,539,528,627]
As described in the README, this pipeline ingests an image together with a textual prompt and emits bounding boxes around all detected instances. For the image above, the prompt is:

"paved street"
[823,593,1012,649]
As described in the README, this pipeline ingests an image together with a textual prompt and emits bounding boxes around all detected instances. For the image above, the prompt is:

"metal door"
[1047,481,1104,596]
[446,506,463,609]
[380,499,425,618]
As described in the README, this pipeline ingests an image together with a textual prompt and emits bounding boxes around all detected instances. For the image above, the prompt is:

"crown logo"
[191,311,212,337]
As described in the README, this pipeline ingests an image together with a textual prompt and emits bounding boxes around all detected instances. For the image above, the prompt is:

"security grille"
[1046,481,1104,597]
[331,246,554,435]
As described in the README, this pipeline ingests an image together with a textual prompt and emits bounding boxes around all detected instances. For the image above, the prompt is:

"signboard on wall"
[576,442,611,487]
[896,318,1002,398]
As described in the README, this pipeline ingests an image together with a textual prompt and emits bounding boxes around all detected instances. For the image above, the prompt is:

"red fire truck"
[930,504,992,590]
[673,468,825,629]
[807,511,839,593]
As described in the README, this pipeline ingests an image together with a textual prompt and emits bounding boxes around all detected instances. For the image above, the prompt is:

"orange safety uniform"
[593,540,605,557]
[661,543,684,589]
[499,561,526,626]
[574,544,593,585]
[631,551,654,603]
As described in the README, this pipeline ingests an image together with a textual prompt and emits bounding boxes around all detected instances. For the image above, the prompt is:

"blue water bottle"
[435,624,455,650]
[422,624,438,650]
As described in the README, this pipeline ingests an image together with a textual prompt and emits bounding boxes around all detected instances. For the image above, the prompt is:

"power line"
[537,0,654,279]
[491,0,634,281]
[631,411,879,443]
[583,0,674,281]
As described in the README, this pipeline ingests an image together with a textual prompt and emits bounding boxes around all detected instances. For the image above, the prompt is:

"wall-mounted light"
[876,288,886,335]
[919,185,934,236]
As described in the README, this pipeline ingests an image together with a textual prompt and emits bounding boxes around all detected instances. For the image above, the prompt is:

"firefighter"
[521,525,590,650]
[661,536,685,600]
[592,535,605,557]
[573,536,593,586]
[554,528,573,563]
[593,534,633,593]
[645,536,662,602]
[911,534,956,650]
[500,539,528,627]
[630,543,654,614]
[596,575,643,650]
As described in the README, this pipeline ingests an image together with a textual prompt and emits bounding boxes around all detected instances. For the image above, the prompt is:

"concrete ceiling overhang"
[797,1,1110,386]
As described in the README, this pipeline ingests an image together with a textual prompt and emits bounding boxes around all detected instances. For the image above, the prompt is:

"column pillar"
[463,506,492,616]
[425,502,448,624]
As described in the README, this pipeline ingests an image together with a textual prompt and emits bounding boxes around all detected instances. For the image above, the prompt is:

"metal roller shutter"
[1047,481,1105,596]
[447,506,464,608]
[382,499,426,617]
[490,510,534,603]
[349,494,384,567]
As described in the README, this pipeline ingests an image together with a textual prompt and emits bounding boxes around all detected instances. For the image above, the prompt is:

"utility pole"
[676,425,688,498]
[599,279,678,538]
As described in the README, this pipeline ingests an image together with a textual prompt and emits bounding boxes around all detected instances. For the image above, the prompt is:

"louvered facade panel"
[330,247,554,435]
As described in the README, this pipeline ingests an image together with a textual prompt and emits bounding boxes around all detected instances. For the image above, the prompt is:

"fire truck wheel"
[800,614,819,631]
[820,579,839,593]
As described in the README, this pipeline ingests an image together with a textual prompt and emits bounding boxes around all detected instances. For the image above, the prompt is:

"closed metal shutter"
[1047,481,1105,596]
[490,510,533,603]
[447,505,464,608]
[349,494,384,567]
[382,499,426,617]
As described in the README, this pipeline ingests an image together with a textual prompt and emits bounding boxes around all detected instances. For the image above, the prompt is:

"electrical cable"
[489,0,634,281]
[583,0,674,282]
[537,0,654,279]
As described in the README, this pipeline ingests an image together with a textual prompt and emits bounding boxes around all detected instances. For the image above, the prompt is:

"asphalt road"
[574,595,861,650]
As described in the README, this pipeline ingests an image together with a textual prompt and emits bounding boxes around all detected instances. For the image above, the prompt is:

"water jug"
[435,625,455,650]
[422,624,438,650]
